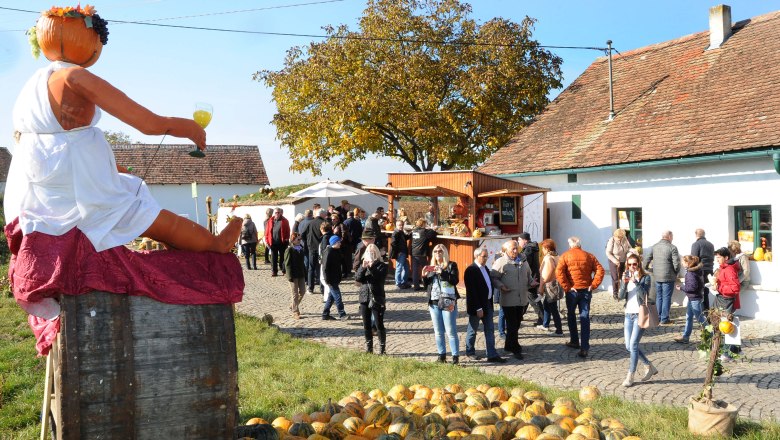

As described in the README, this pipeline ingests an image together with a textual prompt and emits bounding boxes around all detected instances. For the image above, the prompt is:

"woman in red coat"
[714,247,740,312]
[714,247,741,360]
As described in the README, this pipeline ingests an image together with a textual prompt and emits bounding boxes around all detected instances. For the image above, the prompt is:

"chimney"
[708,4,732,50]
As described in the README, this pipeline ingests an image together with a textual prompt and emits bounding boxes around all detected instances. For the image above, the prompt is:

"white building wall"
[215,193,391,239]
[510,157,780,320]
[149,184,259,227]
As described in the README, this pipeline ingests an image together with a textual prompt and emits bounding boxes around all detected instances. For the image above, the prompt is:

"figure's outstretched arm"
[63,67,206,150]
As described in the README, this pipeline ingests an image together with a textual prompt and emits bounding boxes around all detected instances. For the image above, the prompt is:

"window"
[735,205,771,253]
[572,195,581,219]
[567,173,578,183]
[616,208,642,247]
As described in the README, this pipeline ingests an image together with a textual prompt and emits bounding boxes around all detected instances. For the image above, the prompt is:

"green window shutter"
[572,195,581,219]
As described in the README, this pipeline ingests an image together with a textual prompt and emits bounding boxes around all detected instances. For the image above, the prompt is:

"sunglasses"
[626,263,639,267]
[433,250,444,253]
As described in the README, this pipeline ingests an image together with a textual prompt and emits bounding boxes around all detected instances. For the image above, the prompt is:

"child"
[674,255,706,343]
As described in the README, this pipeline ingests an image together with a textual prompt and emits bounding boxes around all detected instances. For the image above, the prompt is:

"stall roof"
[477,187,550,198]
[364,185,468,198]
[374,170,549,199]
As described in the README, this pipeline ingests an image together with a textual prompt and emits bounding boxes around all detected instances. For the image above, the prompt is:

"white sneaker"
[622,372,634,387]
[720,354,732,362]
[640,363,658,381]
[535,325,548,331]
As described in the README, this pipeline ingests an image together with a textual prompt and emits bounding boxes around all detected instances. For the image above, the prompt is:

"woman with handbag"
[618,254,659,387]
[424,244,461,364]
[538,239,563,335]
[356,244,388,354]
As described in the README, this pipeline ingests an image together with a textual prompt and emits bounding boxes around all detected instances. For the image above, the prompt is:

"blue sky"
[2,0,779,188]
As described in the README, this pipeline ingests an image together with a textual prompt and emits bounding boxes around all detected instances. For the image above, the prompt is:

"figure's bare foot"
[216,216,242,253]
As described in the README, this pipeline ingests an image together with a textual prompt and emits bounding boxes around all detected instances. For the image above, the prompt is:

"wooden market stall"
[364,171,549,286]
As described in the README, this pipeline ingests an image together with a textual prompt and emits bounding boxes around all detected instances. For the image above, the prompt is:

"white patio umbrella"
[289,179,370,206]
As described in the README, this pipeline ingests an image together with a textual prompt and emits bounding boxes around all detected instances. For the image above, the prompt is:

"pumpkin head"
[36,14,104,67]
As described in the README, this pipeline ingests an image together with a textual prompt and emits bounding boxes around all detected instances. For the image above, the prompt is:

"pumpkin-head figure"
[34,5,109,68]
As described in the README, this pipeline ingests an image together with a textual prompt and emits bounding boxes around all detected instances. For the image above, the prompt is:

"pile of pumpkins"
[238,384,641,440]
[752,247,772,262]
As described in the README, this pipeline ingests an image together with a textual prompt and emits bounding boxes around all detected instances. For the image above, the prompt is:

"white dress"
[5,61,161,252]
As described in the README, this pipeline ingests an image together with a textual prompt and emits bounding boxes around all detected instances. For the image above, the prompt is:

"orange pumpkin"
[36,15,103,67]
[719,320,735,335]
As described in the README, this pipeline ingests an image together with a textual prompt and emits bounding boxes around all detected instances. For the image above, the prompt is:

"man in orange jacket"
[556,236,605,358]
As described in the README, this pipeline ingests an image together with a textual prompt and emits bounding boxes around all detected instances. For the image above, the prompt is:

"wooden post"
[703,309,722,401]
[40,346,54,440]
[206,196,214,234]
[387,195,395,225]
[430,198,439,227]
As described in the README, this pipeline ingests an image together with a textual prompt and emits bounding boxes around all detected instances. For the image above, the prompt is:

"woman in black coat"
[355,243,388,354]
[284,232,306,319]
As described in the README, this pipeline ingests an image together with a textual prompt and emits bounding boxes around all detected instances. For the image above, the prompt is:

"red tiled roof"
[0,147,10,182]
[112,144,269,185]
[480,11,780,175]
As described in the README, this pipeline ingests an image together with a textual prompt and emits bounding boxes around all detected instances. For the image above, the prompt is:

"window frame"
[734,205,772,253]
[616,207,642,245]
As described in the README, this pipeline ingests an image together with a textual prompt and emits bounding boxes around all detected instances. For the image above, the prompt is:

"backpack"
[241,227,253,241]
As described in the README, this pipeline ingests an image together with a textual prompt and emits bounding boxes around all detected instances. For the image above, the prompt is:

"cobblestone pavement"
[237,265,780,423]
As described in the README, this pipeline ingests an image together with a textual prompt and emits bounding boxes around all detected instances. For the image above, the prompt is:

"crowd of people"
[242,209,747,382]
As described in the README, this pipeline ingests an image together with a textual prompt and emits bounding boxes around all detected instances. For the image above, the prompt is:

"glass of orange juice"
[190,102,213,157]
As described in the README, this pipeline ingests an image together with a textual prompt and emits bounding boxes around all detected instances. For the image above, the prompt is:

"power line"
[110,0,347,23]
[0,5,610,52]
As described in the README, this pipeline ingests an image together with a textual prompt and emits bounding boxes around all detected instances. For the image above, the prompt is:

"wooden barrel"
[50,291,238,439]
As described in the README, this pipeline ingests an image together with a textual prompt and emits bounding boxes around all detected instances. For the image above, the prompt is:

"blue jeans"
[542,299,563,333]
[323,284,346,317]
[624,313,650,373]
[429,303,459,356]
[566,289,592,350]
[655,281,674,323]
[395,252,410,286]
[682,299,706,340]
[465,306,498,358]
[498,306,506,337]
[241,242,257,269]
[307,251,320,292]
[493,290,505,337]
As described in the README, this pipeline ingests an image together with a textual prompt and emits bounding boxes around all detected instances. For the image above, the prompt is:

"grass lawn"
[0,294,777,439]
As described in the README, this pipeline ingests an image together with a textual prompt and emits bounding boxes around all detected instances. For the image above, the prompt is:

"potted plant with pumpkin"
[688,307,740,436]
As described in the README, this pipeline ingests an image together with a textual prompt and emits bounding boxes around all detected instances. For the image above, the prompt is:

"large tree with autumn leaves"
[256,0,562,173]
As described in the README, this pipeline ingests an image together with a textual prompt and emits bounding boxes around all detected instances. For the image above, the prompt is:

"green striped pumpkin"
[289,423,317,438]
[322,422,349,440]
[365,403,392,427]
[470,425,498,440]
[470,410,498,427]
[388,419,414,439]
[322,399,342,418]
[424,423,447,440]
[464,394,490,411]
[423,413,445,427]
[343,417,366,435]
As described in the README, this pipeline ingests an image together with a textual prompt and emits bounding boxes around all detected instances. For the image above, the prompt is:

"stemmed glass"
[190,102,213,158]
